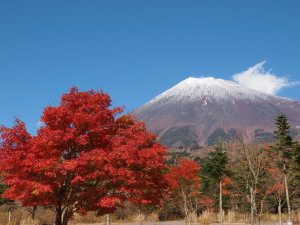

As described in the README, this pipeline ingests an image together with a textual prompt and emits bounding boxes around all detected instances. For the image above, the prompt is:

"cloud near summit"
[232,61,298,95]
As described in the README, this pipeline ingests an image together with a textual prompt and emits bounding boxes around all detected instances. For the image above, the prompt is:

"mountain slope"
[132,77,300,147]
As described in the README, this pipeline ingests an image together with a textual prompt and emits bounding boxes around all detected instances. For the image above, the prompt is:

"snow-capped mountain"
[132,77,300,147]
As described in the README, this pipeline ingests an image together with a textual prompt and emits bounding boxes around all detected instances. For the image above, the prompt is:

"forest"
[0,88,300,225]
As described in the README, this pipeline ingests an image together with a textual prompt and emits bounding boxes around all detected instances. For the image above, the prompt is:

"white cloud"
[36,120,44,129]
[232,61,299,95]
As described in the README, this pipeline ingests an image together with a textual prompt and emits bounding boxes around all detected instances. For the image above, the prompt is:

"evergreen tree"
[272,113,295,223]
[202,142,230,225]
[203,143,229,181]
[274,113,294,159]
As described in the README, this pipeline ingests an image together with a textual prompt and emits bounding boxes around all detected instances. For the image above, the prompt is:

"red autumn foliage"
[199,195,214,209]
[254,188,260,194]
[221,176,232,187]
[0,87,168,225]
[166,158,201,192]
[220,177,232,196]
[166,158,201,220]
[266,167,277,173]
[266,184,285,194]
[221,189,231,195]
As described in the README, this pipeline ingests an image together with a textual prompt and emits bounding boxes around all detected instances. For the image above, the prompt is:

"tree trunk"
[106,214,110,225]
[27,206,37,219]
[8,209,11,224]
[283,162,291,223]
[55,207,63,225]
[250,187,254,225]
[55,206,73,225]
[220,181,223,225]
[255,214,259,225]
[62,207,73,225]
[182,188,191,225]
[251,185,259,225]
[253,195,258,225]
[278,199,282,225]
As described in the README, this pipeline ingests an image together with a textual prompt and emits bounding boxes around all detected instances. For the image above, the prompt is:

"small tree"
[202,142,230,225]
[266,165,285,225]
[166,158,201,225]
[271,113,295,223]
[0,87,168,225]
[232,133,270,225]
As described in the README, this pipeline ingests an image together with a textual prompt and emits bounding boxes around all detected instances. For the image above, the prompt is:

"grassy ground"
[1,205,299,225]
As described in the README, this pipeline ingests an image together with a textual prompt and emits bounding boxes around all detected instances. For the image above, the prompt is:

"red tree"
[221,176,232,196]
[0,87,168,225]
[199,196,214,210]
[166,158,201,225]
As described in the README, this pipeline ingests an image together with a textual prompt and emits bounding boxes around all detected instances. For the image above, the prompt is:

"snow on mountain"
[132,77,300,147]
[142,77,292,107]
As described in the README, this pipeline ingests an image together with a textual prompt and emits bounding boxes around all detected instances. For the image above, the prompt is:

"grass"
[1,205,300,225]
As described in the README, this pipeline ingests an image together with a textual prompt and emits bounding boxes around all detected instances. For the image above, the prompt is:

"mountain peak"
[183,76,229,84]
[132,77,300,147]
[176,77,244,94]
[145,77,274,108]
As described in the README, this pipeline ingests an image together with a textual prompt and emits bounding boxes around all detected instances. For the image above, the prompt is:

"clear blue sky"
[1,0,300,134]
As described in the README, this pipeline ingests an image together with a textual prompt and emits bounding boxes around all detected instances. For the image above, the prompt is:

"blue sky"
[1,0,300,134]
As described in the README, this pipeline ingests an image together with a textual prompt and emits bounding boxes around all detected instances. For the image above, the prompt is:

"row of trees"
[164,113,300,225]
[0,87,299,225]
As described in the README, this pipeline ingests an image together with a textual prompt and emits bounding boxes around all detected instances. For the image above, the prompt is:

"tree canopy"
[273,113,294,159]
[0,87,168,225]
[202,142,229,182]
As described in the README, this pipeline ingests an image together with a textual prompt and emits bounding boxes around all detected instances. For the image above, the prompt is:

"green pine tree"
[273,113,294,159]
[203,143,229,181]
[202,142,230,225]
[272,113,295,223]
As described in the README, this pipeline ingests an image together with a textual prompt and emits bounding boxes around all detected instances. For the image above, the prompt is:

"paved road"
[112,222,185,225]
[77,222,247,225]
[77,222,288,225]
[77,221,189,225]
